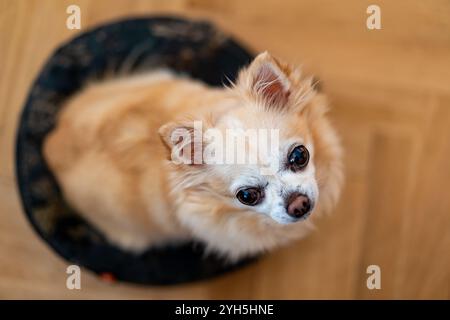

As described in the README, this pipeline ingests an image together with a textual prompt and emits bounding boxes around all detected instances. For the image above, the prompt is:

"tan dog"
[44,52,343,261]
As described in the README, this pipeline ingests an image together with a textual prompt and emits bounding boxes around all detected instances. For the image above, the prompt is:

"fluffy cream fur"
[44,52,343,262]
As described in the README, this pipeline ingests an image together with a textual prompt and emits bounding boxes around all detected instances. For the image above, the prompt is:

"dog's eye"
[288,145,309,171]
[236,188,263,206]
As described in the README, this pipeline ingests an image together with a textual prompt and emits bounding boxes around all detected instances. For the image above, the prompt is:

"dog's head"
[159,52,343,227]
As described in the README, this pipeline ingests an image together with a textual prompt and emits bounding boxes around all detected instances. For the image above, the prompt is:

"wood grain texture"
[0,0,449,299]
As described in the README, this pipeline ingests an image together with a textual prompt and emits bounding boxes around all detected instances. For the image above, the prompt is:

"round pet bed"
[15,16,256,285]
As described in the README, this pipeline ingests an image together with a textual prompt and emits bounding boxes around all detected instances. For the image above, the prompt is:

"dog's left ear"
[158,120,204,165]
[238,51,291,108]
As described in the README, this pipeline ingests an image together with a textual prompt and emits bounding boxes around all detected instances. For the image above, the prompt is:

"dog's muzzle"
[286,192,313,219]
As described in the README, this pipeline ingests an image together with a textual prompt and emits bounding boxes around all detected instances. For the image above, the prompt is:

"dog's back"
[43,71,200,251]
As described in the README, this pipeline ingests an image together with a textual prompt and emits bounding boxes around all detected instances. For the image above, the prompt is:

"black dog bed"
[15,16,256,285]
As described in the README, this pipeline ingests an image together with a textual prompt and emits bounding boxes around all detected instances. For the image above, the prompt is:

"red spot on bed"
[100,272,116,283]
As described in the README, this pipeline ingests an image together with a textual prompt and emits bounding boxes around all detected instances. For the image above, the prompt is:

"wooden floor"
[1,0,449,299]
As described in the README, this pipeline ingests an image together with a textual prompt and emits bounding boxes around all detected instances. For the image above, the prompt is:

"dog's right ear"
[237,51,292,109]
[158,120,203,165]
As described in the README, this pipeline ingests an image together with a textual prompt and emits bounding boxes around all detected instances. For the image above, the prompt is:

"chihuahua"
[44,52,343,262]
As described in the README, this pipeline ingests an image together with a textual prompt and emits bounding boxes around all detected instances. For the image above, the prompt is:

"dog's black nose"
[286,193,311,218]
